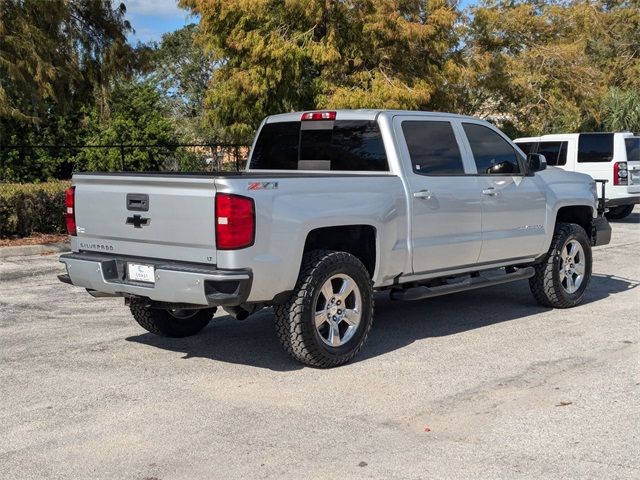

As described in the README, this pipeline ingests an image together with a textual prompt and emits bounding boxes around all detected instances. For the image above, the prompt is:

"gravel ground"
[1,211,639,480]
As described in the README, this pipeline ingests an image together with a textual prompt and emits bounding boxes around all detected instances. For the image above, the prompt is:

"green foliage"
[0,181,70,237]
[0,0,135,123]
[150,24,216,142]
[179,0,462,141]
[463,0,640,135]
[0,0,137,182]
[602,89,640,133]
[75,81,180,172]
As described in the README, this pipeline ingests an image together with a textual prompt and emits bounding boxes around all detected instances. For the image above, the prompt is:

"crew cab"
[59,110,611,367]
[515,132,640,220]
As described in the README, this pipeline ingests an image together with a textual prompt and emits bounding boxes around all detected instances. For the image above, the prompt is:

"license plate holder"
[127,263,155,284]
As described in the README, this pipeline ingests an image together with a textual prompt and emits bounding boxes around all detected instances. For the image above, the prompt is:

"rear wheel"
[274,250,374,368]
[529,223,592,308]
[605,204,634,220]
[129,299,216,337]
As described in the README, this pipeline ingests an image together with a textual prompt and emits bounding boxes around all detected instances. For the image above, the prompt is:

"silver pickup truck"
[59,110,611,367]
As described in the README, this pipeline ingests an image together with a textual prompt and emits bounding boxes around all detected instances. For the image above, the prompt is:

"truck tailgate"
[72,174,217,264]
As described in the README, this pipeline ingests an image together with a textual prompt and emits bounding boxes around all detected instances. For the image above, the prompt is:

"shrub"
[0,181,71,238]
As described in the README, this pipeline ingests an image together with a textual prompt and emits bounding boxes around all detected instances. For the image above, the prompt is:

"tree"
[150,24,216,142]
[76,81,180,172]
[463,0,640,136]
[601,88,640,132]
[0,0,136,181]
[178,0,463,141]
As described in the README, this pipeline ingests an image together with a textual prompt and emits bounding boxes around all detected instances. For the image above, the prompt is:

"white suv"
[515,133,640,219]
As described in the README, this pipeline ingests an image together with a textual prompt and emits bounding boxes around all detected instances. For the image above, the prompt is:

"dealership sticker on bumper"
[127,263,155,283]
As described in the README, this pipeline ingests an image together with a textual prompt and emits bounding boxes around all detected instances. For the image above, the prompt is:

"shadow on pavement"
[126,273,638,370]
[608,211,640,224]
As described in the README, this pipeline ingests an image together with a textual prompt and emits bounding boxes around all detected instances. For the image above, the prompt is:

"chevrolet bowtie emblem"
[126,214,150,228]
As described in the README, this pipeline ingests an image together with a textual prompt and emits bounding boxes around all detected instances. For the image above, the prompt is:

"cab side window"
[402,120,465,175]
[463,123,522,175]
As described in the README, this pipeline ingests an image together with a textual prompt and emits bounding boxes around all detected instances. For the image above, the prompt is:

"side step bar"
[390,267,535,301]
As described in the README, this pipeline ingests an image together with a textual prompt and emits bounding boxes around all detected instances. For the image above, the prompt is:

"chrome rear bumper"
[59,252,252,307]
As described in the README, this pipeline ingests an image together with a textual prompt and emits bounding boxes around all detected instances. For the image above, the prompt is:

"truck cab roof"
[265,109,481,123]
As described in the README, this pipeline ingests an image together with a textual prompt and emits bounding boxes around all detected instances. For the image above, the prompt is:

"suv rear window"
[250,120,388,171]
[578,133,614,163]
[625,137,640,162]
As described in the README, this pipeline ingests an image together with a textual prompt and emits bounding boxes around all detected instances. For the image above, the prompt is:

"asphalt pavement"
[1,211,638,479]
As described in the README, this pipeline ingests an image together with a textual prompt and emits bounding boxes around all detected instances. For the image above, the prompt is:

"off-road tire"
[529,223,592,308]
[129,299,216,337]
[274,250,374,368]
[605,204,634,220]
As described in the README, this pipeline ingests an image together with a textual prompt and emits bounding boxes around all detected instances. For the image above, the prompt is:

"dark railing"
[0,143,251,180]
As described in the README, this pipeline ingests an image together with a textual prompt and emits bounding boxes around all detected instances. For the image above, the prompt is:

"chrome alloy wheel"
[314,274,362,347]
[559,239,586,294]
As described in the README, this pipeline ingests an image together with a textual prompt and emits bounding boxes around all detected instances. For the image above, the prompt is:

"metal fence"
[0,143,251,181]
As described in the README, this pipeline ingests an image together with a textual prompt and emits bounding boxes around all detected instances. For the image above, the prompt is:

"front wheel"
[274,250,374,368]
[605,204,634,220]
[529,223,592,308]
[129,299,216,337]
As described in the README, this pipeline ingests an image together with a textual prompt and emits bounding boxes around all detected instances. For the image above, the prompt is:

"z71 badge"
[248,181,278,190]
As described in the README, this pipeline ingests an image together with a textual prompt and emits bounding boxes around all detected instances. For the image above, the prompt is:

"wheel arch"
[554,205,594,236]
[302,225,377,279]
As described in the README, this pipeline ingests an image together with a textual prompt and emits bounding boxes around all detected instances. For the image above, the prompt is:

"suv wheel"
[129,299,216,337]
[605,204,634,220]
[529,223,592,308]
[274,250,374,368]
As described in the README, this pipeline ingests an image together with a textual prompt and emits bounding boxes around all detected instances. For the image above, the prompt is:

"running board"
[389,267,535,301]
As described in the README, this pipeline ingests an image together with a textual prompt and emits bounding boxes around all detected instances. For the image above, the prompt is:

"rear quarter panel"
[214,175,408,302]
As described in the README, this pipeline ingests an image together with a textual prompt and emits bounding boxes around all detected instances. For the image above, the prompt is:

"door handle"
[482,187,500,196]
[482,187,499,196]
[413,190,433,199]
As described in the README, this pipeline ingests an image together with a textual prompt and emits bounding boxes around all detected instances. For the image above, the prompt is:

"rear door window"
[401,121,465,175]
[577,133,614,163]
[462,123,522,175]
[250,120,388,171]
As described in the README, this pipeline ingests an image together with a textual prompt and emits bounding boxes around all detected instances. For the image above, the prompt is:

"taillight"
[215,193,255,250]
[614,162,628,185]
[65,186,76,236]
[301,111,336,121]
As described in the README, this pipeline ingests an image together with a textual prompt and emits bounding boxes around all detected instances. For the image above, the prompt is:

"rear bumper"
[605,196,640,208]
[59,252,252,307]
[592,217,612,247]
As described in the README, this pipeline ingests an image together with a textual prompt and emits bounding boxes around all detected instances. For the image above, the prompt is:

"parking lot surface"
[1,211,639,479]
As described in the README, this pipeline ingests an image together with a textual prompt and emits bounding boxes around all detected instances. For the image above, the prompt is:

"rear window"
[250,120,388,171]
[578,133,614,163]
[625,137,640,162]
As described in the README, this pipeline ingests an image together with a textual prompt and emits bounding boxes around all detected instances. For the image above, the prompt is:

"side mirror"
[527,153,547,173]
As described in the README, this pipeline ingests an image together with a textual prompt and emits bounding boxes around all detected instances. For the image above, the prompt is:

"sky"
[124,0,195,44]
[124,0,478,44]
